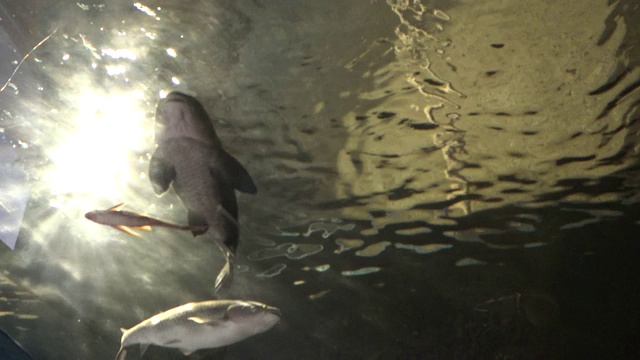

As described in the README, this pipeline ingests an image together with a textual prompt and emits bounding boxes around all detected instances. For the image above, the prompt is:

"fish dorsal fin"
[120,328,127,333]
[114,225,141,237]
[108,203,126,211]
[220,152,258,194]
[140,344,149,357]
[188,316,221,326]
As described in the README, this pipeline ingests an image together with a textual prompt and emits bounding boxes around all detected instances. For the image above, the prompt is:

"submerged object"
[115,300,280,359]
[149,91,257,291]
[84,203,207,237]
[0,327,34,360]
[0,134,29,250]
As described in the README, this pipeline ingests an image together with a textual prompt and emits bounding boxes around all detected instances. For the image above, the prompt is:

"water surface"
[1,0,639,359]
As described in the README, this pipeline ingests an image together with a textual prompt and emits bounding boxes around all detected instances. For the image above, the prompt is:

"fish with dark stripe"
[115,300,280,359]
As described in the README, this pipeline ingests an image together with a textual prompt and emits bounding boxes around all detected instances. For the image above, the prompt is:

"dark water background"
[1,0,639,359]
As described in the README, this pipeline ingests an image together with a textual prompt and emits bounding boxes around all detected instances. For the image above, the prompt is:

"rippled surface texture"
[1,0,639,358]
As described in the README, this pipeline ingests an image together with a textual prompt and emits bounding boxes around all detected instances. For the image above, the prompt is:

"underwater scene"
[1,0,639,359]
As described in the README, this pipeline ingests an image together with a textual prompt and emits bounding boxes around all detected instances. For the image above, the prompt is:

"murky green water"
[1,0,639,359]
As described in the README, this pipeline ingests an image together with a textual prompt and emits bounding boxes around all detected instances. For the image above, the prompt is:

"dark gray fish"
[149,91,257,291]
[114,300,280,359]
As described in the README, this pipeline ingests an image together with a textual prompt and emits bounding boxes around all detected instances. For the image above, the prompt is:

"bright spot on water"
[455,257,487,267]
[101,48,137,60]
[171,76,180,85]
[106,65,126,76]
[341,267,381,276]
[47,91,148,200]
[142,29,156,40]
[355,241,391,257]
[524,242,547,248]
[309,290,330,300]
[334,238,364,254]
[62,54,70,61]
[394,242,452,254]
[315,264,330,272]
[133,2,157,17]
[395,226,431,235]
[166,48,177,58]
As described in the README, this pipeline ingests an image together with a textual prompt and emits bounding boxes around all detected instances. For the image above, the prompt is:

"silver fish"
[148,91,257,291]
[85,203,207,237]
[115,300,280,359]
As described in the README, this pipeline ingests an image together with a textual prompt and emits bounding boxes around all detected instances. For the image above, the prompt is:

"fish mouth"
[162,92,189,104]
[265,306,281,318]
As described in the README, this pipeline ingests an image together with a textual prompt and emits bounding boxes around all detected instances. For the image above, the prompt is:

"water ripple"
[247,243,323,261]
[394,242,452,254]
[256,263,287,278]
[341,267,381,276]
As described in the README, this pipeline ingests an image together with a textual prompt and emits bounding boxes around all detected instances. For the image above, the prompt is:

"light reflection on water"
[46,91,149,198]
[0,0,638,359]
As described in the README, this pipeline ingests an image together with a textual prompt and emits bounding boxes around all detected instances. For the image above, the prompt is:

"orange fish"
[85,203,207,237]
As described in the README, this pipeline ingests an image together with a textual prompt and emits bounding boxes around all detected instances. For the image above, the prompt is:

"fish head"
[224,301,281,336]
[84,210,101,222]
[119,327,136,348]
[154,91,221,146]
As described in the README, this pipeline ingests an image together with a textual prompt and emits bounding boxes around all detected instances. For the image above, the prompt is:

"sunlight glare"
[106,64,127,76]
[48,91,149,201]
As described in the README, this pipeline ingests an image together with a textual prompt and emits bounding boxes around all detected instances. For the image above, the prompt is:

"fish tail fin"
[215,253,234,293]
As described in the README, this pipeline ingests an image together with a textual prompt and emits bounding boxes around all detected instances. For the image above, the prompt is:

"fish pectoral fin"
[115,347,127,360]
[188,211,208,237]
[219,151,258,194]
[114,226,141,237]
[180,348,196,356]
[132,225,152,232]
[149,149,176,196]
[187,316,222,326]
[162,339,182,346]
[140,344,150,357]
[108,203,126,211]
